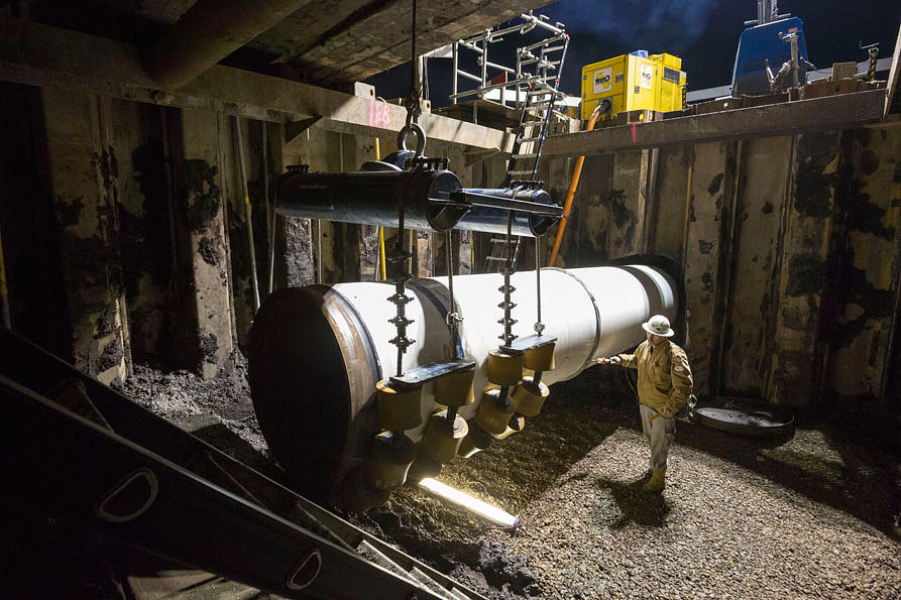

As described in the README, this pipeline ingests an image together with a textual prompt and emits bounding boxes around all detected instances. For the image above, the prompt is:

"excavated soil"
[117,353,901,600]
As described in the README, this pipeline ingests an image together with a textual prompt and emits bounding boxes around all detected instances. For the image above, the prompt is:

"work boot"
[643,468,666,492]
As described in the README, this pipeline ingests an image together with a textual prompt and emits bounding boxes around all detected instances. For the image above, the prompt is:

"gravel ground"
[116,355,901,600]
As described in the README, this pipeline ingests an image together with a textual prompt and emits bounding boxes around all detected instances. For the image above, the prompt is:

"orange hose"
[548,105,603,267]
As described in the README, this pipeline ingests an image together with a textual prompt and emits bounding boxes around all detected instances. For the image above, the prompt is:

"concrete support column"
[169,109,234,379]
[40,88,130,385]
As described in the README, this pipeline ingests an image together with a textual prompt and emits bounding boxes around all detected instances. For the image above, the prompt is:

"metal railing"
[450,11,566,110]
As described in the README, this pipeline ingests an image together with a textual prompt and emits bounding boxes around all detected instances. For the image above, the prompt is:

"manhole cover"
[693,397,794,437]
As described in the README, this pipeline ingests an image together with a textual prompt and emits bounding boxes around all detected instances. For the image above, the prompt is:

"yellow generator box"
[651,53,687,114]
[581,52,686,120]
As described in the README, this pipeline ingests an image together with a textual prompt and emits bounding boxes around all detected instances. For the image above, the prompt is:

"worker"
[597,314,692,492]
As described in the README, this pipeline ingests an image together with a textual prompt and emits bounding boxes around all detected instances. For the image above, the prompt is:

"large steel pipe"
[248,263,679,504]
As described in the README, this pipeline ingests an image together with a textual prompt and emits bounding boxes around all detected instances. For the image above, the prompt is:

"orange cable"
[547,105,603,267]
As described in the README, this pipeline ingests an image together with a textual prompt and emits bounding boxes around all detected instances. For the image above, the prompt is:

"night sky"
[366,0,900,106]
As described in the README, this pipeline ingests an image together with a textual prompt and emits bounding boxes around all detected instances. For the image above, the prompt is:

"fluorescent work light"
[418,478,521,531]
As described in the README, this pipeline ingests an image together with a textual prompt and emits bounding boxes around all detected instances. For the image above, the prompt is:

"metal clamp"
[397,122,426,157]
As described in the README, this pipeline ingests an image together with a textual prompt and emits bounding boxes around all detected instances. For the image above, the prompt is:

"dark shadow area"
[0,498,274,600]
[594,477,672,529]
[671,410,899,537]
[186,418,289,488]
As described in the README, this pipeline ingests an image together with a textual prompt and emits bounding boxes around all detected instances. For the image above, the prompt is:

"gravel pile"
[118,357,901,599]
[355,368,901,599]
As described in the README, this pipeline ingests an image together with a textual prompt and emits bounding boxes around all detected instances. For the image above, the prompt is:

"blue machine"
[732,16,809,96]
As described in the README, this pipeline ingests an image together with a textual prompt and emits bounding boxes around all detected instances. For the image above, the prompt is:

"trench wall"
[1,80,899,411]
[539,126,901,409]
[0,83,480,384]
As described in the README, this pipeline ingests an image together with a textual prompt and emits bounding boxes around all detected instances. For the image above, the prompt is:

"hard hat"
[642,315,674,337]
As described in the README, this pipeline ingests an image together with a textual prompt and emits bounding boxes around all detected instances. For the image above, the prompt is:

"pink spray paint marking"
[369,99,391,127]
[631,123,637,143]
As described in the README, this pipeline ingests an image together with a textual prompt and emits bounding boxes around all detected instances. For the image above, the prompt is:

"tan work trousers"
[639,403,676,470]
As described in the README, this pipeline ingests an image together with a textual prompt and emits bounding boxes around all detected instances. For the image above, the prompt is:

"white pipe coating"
[331,265,677,440]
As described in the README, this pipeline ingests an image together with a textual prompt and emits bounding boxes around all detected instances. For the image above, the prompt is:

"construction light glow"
[419,478,520,530]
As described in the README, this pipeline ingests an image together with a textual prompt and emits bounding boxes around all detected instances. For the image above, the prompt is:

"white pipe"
[248,263,679,498]
[330,265,677,440]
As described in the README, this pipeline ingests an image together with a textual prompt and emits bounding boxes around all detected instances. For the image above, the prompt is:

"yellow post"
[375,137,387,281]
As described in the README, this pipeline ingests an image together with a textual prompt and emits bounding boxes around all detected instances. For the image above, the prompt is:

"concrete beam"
[543,90,888,158]
[0,17,511,151]
[145,0,314,90]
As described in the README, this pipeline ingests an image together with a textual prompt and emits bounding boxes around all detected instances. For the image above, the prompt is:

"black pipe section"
[453,187,558,237]
[276,164,466,232]
[275,162,560,237]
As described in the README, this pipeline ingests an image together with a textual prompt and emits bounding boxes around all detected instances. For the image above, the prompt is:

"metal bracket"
[389,359,476,390]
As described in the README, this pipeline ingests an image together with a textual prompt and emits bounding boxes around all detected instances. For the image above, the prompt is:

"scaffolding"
[450,11,567,111]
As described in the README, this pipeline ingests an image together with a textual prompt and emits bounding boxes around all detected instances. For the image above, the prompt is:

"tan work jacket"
[617,340,693,413]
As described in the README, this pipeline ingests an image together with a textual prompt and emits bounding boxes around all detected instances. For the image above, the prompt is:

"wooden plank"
[173,109,236,379]
[543,89,888,158]
[299,0,553,84]
[0,17,511,151]
[574,154,615,267]
[720,136,793,398]
[649,146,691,257]
[39,89,130,385]
[607,151,650,259]
[769,132,841,406]
[682,142,732,397]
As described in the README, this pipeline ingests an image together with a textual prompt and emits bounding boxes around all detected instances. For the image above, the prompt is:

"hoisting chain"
[387,0,426,376]
[387,206,414,377]
[498,211,517,346]
[397,0,426,157]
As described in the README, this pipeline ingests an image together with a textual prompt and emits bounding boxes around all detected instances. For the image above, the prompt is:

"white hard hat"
[642,314,674,337]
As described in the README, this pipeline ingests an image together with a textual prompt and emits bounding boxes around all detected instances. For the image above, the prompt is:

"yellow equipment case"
[580,52,686,120]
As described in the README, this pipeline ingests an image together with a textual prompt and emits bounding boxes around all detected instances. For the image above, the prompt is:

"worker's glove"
[658,406,675,418]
